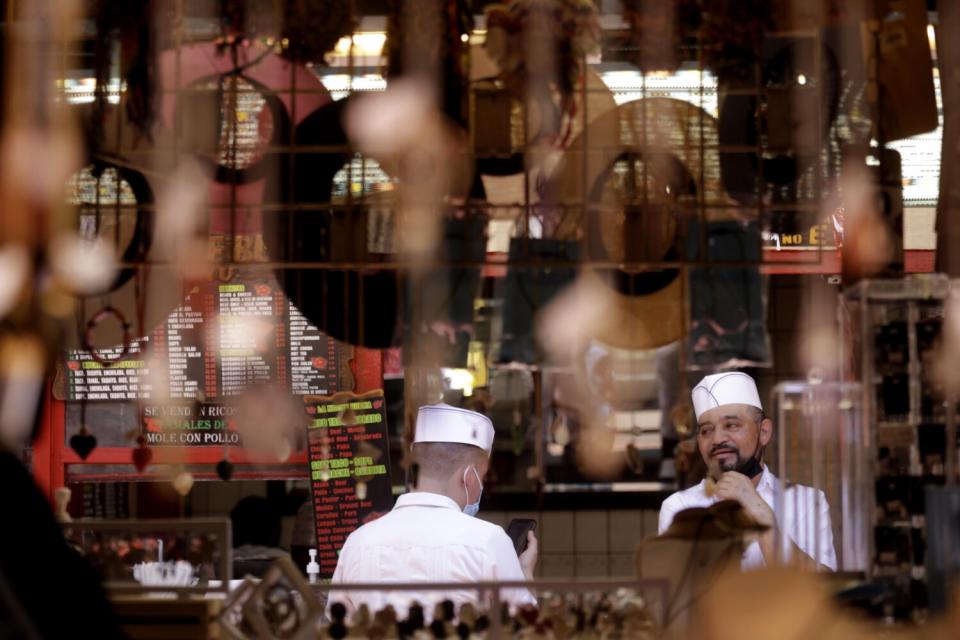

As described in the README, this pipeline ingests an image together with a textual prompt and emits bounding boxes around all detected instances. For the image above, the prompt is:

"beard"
[711,444,744,474]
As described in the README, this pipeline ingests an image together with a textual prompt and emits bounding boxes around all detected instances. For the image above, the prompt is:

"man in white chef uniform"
[658,372,838,570]
[327,404,538,617]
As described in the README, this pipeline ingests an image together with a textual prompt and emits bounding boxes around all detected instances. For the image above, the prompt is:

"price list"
[63,279,345,408]
[166,302,204,399]
[215,283,280,396]
[305,392,392,579]
[289,303,340,395]
[64,339,152,400]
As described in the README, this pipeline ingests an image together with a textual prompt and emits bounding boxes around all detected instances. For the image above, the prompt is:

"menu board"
[305,390,393,580]
[62,278,345,403]
[59,277,352,448]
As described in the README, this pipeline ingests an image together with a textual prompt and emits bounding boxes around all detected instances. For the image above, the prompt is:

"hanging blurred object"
[574,417,623,481]
[483,0,600,141]
[81,305,132,366]
[386,0,473,124]
[698,0,773,86]
[0,333,46,449]
[345,80,473,259]
[89,0,164,144]
[0,0,83,251]
[132,435,152,472]
[638,502,761,633]
[69,426,97,461]
[618,0,700,73]
[172,470,195,497]
[691,568,875,640]
[233,384,303,461]
[216,457,234,481]
[62,123,183,350]
[0,245,30,320]
[48,233,118,297]
[535,273,613,366]
[0,1,82,452]
[863,0,937,142]
[836,156,897,284]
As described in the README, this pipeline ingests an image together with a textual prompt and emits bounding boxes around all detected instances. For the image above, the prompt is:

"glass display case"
[770,381,870,573]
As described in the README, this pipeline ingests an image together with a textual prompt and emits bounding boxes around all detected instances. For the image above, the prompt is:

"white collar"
[757,464,776,492]
[393,491,461,512]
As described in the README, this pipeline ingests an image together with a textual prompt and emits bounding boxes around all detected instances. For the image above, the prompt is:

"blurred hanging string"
[91,1,163,145]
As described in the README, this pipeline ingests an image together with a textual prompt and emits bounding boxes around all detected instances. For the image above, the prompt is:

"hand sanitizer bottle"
[307,548,320,584]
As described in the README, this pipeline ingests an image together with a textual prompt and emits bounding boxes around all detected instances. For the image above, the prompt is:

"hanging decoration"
[483,0,601,136]
[385,0,473,124]
[132,435,153,472]
[172,470,195,496]
[697,0,774,85]
[90,0,168,143]
[69,395,98,460]
[69,425,97,461]
[216,457,235,481]
[619,0,700,73]
[82,305,132,366]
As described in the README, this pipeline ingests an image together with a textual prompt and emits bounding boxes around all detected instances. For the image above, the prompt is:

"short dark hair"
[412,442,486,483]
[750,407,766,424]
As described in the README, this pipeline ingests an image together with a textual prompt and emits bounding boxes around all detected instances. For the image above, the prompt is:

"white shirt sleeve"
[658,495,678,535]
[781,488,838,571]
[487,528,537,609]
[325,539,357,620]
[812,490,838,571]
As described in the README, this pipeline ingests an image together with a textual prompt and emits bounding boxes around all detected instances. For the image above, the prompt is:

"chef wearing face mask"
[658,372,837,571]
[326,404,538,618]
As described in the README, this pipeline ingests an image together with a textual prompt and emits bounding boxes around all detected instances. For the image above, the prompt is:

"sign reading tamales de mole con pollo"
[305,390,392,580]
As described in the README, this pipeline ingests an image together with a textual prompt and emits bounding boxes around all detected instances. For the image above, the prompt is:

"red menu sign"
[305,390,393,579]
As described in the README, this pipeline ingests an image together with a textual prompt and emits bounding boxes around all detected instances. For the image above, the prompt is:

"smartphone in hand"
[505,518,537,555]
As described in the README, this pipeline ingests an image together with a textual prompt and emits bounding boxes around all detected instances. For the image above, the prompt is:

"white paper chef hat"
[691,372,762,421]
[413,403,495,455]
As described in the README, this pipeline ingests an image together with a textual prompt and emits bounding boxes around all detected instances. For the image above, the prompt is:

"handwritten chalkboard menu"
[62,278,344,403]
[305,390,393,580]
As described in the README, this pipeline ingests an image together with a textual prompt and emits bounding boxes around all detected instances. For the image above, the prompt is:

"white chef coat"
[326,492,536,618]
[658,465,837,571]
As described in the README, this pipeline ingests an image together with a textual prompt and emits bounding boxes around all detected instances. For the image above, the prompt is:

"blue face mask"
[463,466,483,517]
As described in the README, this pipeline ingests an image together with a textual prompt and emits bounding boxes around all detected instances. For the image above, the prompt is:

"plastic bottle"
[307,548,320,584]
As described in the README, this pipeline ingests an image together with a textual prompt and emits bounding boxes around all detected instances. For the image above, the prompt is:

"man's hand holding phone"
[518,531,538,580]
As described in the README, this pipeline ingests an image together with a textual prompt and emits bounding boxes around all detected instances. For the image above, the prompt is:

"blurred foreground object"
[0,449,123,637]
[693,568,875,640]
[636,500,760,634]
